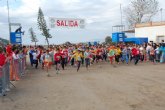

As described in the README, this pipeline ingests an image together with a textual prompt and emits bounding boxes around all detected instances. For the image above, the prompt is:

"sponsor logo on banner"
[49,18,85,29]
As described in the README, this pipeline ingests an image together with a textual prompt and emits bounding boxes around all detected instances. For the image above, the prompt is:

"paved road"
[1,62,165,110]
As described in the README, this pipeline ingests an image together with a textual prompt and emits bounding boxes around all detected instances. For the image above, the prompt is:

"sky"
[0,0,165,45]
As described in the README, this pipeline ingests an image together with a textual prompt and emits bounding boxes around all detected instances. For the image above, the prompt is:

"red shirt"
[132,48,138,56]
[0,53,6,66]
[60,52,65,59]
[6,45,12,56]
[63,49,68,57]
[54,53,61,61]
[97,49,102,55]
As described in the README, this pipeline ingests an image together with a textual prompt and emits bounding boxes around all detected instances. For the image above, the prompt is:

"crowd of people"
[0,44,27,81]
[27,42,165,76]
[0,42,165,78]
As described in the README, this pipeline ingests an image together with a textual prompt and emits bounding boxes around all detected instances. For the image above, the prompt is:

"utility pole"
[120,4,123,32]
[120,4,123,25]
[7,0,11,43]
[160,8,163,22]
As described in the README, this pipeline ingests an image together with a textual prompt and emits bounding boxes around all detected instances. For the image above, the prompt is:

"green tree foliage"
[29,27,38,46]
[37,7,52,47]
[105,36,112,44]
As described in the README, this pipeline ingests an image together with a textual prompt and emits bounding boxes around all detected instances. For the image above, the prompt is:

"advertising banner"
[49,18,85,29]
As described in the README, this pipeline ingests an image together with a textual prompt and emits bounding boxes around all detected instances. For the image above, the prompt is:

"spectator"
[0,47,7,67]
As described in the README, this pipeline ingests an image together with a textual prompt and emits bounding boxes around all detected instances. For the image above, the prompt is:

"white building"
[135,22,165,43]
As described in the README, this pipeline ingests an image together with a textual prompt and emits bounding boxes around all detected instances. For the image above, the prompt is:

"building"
[135,22,165,43]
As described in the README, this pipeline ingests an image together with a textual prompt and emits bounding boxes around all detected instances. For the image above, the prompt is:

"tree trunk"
[35,42,36,47]
[46,38,49,47]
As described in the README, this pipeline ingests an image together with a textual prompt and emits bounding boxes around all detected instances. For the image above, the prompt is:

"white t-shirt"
[32,53,38,60]
[146,46,151,52]
[12,52,19,60]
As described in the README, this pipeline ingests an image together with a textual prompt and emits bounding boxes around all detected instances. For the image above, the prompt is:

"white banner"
[49,18,85,29]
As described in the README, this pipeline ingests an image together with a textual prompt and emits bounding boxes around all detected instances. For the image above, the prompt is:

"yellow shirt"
[73,52,83,61]
[115,48,121,55]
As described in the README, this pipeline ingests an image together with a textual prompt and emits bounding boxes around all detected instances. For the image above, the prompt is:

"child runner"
[32,50,39,69]
[44,50,52,76]
[72,49,83,72]
[150,47,155,64]
[40,51,46,69]
[62,46,68,66]
[122,46,129,64]
[115,46,121,64]
[96,46,103,63]
[84,48,91,69]
[108,46,116,65]
[54,48,61,74]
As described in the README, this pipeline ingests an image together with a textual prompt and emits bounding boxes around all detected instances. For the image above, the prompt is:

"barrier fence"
[0,56,26,96]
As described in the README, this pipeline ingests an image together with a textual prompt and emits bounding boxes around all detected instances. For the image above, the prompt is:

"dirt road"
[1,62,165,110]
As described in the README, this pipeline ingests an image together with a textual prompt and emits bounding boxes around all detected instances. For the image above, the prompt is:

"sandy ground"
[1,61,165,110]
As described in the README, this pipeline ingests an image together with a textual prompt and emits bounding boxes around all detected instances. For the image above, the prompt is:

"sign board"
[49,18,85,29]
[10,32,22,44]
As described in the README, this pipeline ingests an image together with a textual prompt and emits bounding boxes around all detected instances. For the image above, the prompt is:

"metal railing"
[0,57,26,96]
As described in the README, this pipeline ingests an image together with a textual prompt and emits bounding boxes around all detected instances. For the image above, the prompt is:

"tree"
[29,27,38,47]
[105,36,112,44]
[37,7,52,47]
[124,0,159,28]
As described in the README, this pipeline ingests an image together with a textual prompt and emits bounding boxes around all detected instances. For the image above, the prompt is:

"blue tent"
[112,32,125,43]
[124,37,148,45]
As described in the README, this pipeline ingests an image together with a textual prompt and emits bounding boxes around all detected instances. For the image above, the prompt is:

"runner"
[44,50,52,76]
[32,49,39,69]
[54,48,62,74]
[115,46,121,64]
[122,45,129,65]
[96,46,103,63]
[62,46,69,66]
[84,48,91,69]
[108,46,116,65]
[72,49,83,72]
[132,46,140,65]
[150,46,155,64]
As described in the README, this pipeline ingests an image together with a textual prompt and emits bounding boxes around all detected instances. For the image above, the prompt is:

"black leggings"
[115,55,120,63]
[33,60,38,68]
[134,55,140,65]
[61,58,65,70]
[140,55,144,61]
[103,54,107,61]
[150,55,155,62]
[77,61,81,72]
[71,58,74,66]
[85,58,90,68]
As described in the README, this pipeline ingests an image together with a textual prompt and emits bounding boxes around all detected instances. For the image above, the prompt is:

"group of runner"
[0,42,165,76]
[28,42,165,76]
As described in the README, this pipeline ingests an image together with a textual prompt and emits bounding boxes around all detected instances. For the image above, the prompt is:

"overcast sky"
[0,0,165,45]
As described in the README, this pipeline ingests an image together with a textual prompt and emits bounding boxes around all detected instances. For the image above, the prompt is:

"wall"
[135,25,165,43]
